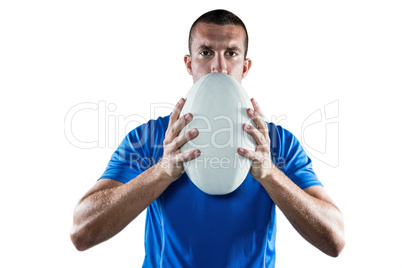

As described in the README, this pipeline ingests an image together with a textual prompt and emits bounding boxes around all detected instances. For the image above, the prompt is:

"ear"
[242,58,252,79]
[184,54,193,75]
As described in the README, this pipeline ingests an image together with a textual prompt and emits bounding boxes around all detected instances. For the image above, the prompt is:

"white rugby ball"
[180,73,256,195]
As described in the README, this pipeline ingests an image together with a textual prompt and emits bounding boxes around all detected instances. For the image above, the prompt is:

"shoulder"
[266,122,307,167]
[128,114,170,134]
[125,114,170,143]
[267,122,299,150]
[110,115,171,169]
[267,122,295,139]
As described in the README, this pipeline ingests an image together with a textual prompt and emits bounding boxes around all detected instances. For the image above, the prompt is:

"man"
[70,9,345,267]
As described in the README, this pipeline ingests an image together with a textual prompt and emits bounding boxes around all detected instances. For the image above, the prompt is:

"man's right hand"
[156,98,200,181]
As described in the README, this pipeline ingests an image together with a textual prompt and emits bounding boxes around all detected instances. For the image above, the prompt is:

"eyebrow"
[196,45,242,53]
[227,47,242,53]
[196,45,212,51]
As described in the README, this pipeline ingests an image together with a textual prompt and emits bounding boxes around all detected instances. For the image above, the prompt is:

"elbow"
[71,237,88,252]
[328,238,345,258]
[70,224,91,252]
[70,202,97,251]
[326,227,345,258]
[327,210,345,257]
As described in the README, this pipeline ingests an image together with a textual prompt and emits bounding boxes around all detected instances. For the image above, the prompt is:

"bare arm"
[238,98,345,257]
[258,168,344,257]
[70,165,171,251]
[70,98,200,251]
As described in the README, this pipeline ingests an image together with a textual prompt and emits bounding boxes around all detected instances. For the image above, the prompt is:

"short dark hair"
[188,9,249,58]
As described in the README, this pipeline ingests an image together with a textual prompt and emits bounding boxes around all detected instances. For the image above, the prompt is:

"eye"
[200,51,212,56]
[226,51,237,57]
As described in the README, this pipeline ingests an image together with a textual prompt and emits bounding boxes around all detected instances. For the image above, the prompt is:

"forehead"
[191,23,246,51]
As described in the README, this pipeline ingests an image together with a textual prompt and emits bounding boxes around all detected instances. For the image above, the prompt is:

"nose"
[210,54,228,74]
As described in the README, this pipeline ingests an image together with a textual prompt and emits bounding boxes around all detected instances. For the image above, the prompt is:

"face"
[184,23,252,84]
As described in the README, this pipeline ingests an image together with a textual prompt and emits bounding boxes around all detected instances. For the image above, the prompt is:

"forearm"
[259,167,344,257]
[71,163,171,251]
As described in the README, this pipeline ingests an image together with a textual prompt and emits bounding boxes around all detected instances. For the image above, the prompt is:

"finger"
[247,108,268,137]
[167,112,193,142]
[237,147,259,161]
[251,98,265,117]
[165,112,192,144]
[168,98,186,128]
[249,98,268,134]
[167,128,199,152]
[238,147,270,167]
[238,148,273,176]
[243,123,269,150]
[174,149,201,164]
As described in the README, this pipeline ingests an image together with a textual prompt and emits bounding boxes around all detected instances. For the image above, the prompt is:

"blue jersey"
[100,115,322,268]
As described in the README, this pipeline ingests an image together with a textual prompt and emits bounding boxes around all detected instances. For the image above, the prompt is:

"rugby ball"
[180,73,256,195]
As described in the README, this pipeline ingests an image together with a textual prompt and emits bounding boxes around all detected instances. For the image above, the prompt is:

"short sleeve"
[99,116,168,183]
[273,125,323,190]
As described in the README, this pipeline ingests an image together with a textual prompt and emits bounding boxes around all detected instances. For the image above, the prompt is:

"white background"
[1,1,401,267]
